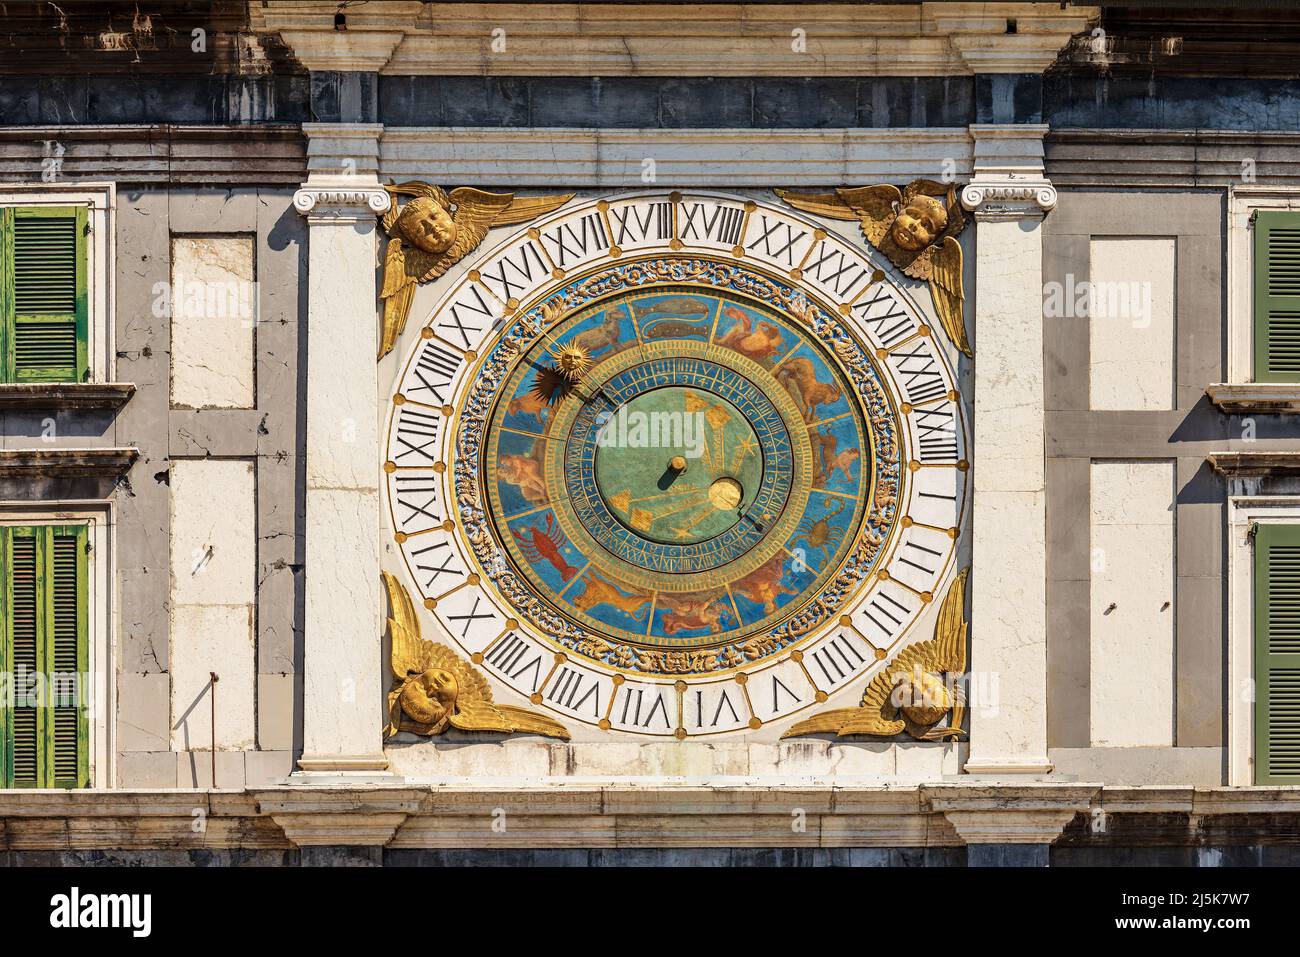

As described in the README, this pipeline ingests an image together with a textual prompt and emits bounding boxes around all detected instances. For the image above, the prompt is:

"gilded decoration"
[782,567,969,741]
[776,180,972,356]
[382,570,571,740]
[377,182,574,359]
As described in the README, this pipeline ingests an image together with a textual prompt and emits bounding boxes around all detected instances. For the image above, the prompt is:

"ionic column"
[961,124,1058,775]
[293,123,392,774]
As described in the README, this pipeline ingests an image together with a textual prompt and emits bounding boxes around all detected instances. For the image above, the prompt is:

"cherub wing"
[900,179,951,202]
[438,188,519,273]
[493,192,576,228]
[776,185,902,248]
[834,185,903,246]
[450,701,572,740]
[780,661,907,738]
[441,641,572,740]
[382,570,430,680]
[930,567,969,675]
[378,238,441,359]
[833,667,907,737]
[928,236,971,357]
[774,188,862,222]
[779,708,860,737]
[941,185,967,238]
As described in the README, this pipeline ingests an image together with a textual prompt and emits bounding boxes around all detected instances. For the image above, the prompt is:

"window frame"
[1228,497,1300,785]
[0,505,112,789]
[1229,186,1300,383]
[0,183,114,385]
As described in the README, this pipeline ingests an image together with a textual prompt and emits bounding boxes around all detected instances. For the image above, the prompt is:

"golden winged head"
[399,666,459,732]
[891,193,949,252]
[394,195,457,255]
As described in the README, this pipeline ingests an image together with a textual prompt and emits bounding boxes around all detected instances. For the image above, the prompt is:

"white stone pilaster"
[293,124,392,774]
[961,124,1057,775]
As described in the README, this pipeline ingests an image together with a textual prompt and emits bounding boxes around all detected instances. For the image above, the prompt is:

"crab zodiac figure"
[776,180,971,357]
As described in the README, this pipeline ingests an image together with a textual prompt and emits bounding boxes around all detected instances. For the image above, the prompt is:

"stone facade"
[0,1,1299,866]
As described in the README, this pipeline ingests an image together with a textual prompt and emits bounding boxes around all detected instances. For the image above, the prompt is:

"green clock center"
[593,386,763,547]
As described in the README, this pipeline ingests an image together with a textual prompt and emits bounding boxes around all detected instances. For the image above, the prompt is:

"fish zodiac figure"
[382,571,570,740]
[781,568,970,741]
[776,180,971,357]
[377,182,574,359]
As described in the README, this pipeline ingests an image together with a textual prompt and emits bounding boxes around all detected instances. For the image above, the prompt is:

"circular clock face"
[385,192,967,738]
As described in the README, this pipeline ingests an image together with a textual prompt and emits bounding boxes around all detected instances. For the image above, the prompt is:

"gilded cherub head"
[394,195,458,255]
[891,193,949,252]
[399,667,459,732]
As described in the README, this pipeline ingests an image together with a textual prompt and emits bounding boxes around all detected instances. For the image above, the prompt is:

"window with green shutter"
[0,525,89,789]
[1255,523,1300,784]
[1253,210,1300,383]
[0,205,89,383]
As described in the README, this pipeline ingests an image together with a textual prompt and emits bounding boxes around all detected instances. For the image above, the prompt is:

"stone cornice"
[5,784,1300,851]
[1208,452,1300,478]
[1207,383,1300,415]
[255,2,1097,78]
[0,126,305,185]
[0,383,134,412]
[0,447,138,480]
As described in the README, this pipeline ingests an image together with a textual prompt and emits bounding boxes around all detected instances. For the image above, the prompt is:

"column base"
[295,752,393,774]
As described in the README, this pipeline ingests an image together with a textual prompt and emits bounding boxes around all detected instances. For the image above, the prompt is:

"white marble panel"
[1089,460,1176,747]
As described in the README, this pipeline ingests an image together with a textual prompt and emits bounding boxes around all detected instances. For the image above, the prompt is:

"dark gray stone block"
[967,844,1050,867]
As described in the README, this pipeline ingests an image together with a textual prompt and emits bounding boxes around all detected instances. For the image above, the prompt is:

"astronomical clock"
[381,189,969,741]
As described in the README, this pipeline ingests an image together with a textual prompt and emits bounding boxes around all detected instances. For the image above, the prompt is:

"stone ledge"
[1208,451,1300,478]
[1207,383,1300,414]
[1,784,1298,851]
[0,382,135,412]
[0,447,138,479]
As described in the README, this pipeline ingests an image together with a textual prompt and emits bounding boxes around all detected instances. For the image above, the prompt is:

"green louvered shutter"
[1254,210,1300,383]
[3,529,40,786]
[0,525,88,788]
[48,528,87,787]
[0,206,88,383]
[1255,524,1300,784]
